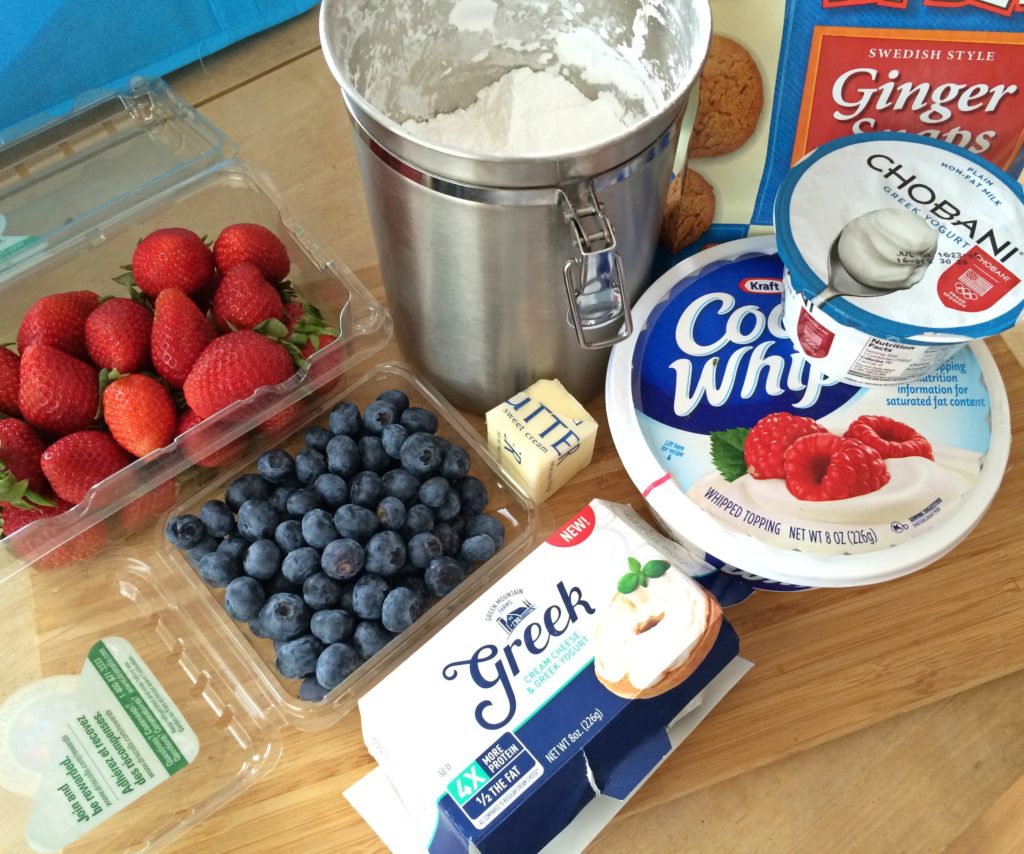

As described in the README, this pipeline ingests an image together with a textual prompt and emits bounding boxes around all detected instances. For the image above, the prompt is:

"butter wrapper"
[355,500,748,854]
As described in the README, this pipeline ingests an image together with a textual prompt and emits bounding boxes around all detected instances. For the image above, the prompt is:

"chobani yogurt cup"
[606,236,1011,589]
[775,132,1024,386]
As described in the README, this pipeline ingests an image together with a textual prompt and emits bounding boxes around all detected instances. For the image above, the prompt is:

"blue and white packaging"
[352,500,749,854]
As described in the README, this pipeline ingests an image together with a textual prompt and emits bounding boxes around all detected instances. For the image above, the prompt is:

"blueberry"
[270,486,298,516]
[404,504,435,536]
[352,573,389,620]
[310,609,356,645]
[465,513,505,549]
[400,406,438,434]
[349,470,384,508]
[165,514,206,550]
[376,496,406,531]
[418,476,451,509]
[249,617,271,639]
[400,432,445,477]
[432,522,461,556]
[304,425,332,453]
[274,519,305,553]
[276,634,325,679]
[295,448,327,485]
[362,400,397,435]
[243,539,282,580]
[224,576,267,621]
[435,490,461,522]
[353,621,394,660]
[441,445,471,481]
[300,676,330,702]
[382,469,420,505]
[328,401,361,437]
[381,423,409,459]
[258,593,312,641]
[358,436,391,474]
[381,587,424,633]
[314,473,348,509]
[376,389,409,416]
[397,574,430,606]
[237,499,280,541]
[457,477,489,517]
[339,584,355,612]
[281,546,322,585]
[408,531,443,569]
[286,488,321,518]
[461,533,497,563]
[303,572,344,610]
[365,530,407,577]
[321,538,364,581]
[199,551,241,587]
[315,643,362,689]
[301,508,338,550]
[257,449,295,484]
[326,434,360,477]
[217,537,249,565]
[333,504,379,542]
[199,501,236,538]
[425,556,465,597]
[226,474,273,511]
[186,534,220,567]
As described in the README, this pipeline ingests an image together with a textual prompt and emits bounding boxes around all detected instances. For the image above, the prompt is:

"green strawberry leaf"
[0,467,55,510]
[710,427,750,482]
[627,556,641,576]
[617,572,640,595]
[255,318,289,340]
[641,559,670,578]
[113,271,153,309]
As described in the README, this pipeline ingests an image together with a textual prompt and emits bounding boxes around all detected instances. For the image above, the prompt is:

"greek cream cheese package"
[354,500,746,854]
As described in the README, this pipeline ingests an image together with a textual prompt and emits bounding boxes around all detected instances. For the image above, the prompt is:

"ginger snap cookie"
[659,167,716,253]
[690,35,764,158]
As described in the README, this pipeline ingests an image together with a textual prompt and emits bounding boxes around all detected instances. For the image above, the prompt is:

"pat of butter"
[486,379,597,503]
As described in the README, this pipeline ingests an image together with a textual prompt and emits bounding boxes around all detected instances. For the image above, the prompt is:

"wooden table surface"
[156,10,1024,853]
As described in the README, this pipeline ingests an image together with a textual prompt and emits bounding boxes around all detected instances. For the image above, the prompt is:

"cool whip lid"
[775,132,1024,343]
[606,236,1011,587]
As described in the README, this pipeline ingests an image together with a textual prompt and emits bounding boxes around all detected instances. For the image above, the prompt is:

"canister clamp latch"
[561,185,632,350]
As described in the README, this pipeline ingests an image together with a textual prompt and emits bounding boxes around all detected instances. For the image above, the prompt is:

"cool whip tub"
[605,237,1011,589]
[775,132,1024,386]
[354,500,747,853]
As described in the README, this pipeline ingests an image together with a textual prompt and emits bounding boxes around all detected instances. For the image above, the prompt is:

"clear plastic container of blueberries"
[0,80,536,853]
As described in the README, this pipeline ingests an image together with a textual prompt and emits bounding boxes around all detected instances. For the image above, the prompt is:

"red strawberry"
[843,415,933,461]
[284,301,305,331]
[176,408,246,468]
[103,375,178,457]
[131,228,214,298]
[783,433,890,501]
[744,412,828,480]
[120,479,178,532]
[211,262,285,332]
[0,497,107,570]
[214,223,290,282]
[151,289,217,388]
[40,431,132,504]
[85,298,153,372]
[17,290,101,360]
[183,330,296,419]
[2,498,71,536]
[19,345,99,436]
[0,348,20,416]
[0,418,49,495]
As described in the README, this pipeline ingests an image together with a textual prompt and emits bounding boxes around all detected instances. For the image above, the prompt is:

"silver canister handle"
[561,185,632,350]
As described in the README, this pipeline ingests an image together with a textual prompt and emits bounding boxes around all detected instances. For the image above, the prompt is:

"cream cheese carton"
[356,500,745,854]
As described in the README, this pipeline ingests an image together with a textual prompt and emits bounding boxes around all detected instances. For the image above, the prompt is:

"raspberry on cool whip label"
[605,237,1010,589]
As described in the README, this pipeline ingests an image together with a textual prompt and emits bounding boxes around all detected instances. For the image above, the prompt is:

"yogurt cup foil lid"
[606,236,1011,588]
[775,132,1024,343]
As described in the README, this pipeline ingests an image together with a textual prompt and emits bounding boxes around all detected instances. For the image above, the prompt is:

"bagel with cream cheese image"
[594,560,722,699]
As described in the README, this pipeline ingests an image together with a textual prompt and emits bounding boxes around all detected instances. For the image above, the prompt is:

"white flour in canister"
[401,66,639,155]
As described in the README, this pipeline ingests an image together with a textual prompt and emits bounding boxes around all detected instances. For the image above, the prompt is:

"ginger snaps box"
[352,500,748,854]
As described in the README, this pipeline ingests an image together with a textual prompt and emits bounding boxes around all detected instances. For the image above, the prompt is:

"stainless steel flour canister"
[320,0,711,411]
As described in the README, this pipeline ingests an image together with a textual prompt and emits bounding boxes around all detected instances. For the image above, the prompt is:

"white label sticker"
[0,637,200,852]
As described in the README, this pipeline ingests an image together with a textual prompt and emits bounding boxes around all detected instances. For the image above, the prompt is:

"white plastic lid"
[606,236,1011,588]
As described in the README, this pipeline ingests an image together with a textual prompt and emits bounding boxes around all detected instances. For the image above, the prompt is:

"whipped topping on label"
[836,209,938,290]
